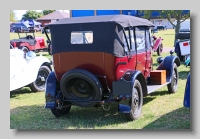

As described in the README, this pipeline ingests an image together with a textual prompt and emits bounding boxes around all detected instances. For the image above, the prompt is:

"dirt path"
[163,47,174,53]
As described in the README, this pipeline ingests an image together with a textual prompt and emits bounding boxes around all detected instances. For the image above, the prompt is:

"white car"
[10,48,52,92]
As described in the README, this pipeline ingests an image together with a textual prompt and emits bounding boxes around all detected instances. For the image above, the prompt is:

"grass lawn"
[10,52,190,129]
[153,29,176,47]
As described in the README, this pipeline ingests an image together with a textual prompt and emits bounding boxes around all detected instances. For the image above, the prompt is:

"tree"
[10,10,16,22]
[138,10,154,20]
[22,10,43,20]
[158,10,190,44]
[139,10,190,45]
[42,10,55,15]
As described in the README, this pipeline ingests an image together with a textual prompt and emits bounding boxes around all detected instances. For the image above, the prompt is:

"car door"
[144,29,153,78]
[134,27,147,76]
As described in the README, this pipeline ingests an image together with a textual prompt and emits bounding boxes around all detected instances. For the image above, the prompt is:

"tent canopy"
[21,19,41,26]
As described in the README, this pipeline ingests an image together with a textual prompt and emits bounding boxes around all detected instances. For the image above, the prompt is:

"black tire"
[167,63,179,93]
[157,43,163,56]
[34,49,40,53]
[10,44,14,49]
[176,46,184,62]
[125,79,143,121]
[60,69,102,107]
[51,102,71,117]
[29,65,51,92]
[20,46,29,53]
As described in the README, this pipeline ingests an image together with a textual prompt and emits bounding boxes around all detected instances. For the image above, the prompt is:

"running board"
[147,82,170,94]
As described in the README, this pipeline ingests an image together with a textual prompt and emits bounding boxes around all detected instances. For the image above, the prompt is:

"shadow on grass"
[142,107,190,129]
[179,70,190,80]
[10,87,33,98]
[10,104,129,129]
[148,90,170,97]
[143,97,156,105]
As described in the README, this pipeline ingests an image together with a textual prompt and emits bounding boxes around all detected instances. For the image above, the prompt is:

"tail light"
[183,42,189,46]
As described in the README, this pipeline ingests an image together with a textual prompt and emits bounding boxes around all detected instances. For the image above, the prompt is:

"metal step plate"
[147,82,170,94]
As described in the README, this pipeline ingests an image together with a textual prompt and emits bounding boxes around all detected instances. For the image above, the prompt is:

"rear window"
[71,31,93,44]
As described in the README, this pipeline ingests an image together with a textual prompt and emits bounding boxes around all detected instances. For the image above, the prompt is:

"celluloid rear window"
[71,31,93,44]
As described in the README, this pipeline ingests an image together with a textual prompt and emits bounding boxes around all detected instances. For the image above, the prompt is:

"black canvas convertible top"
[45,15,154,57]
[45,15,155,28]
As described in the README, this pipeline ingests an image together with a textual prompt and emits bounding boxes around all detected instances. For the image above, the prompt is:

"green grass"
[10,52,190,129]
[153,29,176,47]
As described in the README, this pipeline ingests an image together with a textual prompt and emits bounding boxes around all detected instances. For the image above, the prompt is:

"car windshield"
[123,28,145,52]
[16,32,34,39]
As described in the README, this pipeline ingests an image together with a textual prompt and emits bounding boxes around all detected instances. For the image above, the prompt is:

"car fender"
[156,55,180,82]
[183,72,190,108]
[24,55,51,82]
[112,70,147,113]
[10,55,51,91]
[44,72,57,109]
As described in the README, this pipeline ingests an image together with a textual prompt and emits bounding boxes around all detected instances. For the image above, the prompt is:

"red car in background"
[10,27,47,53]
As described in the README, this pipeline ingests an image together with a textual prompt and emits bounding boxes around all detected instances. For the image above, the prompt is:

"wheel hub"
[67,77,94,99]
[39,76,46,81]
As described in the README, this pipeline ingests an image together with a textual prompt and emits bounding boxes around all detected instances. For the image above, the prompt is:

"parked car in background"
[11,26,30,33]
[31,25,42,32]
[10,27,48,53]
[157,25,167,30]
[151,35,164,56]
[43,15,180,121]
[174,37,190,62]
[10,48,52,92]
[174,19,190,32]
[10,22,30,33]
[151,28,158,33]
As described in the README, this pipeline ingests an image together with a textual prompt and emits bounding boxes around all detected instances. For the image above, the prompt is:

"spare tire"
[60,69,102,108]
[176,32,190,40]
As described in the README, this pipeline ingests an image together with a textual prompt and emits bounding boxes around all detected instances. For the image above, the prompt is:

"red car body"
[10,35,47,52]
[152,36,163,56]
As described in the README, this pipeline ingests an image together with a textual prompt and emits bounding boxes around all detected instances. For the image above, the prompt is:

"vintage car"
[151,35,163,56]
[174,39,190,62]
[156,25,167,30]
[183,72,190,108]
[10,27,47,53]
[43,15,180,121]
[10,48,52,92]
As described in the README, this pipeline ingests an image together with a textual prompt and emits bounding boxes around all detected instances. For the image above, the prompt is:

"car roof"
[46,15,155,28]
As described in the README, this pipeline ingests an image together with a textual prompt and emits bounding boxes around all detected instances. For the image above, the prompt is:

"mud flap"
[44,72,57,109]
[118,98,131,113]
[112,81,132,95]
[112,81,132,113]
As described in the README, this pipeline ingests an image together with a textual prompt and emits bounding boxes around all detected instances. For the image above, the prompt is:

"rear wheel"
[125,79,143,121]
[167,63,179,93]
[29,66,51,92]
[60,69,102,107]
[176,46,185,62]
[51,102,71,117]
[21,46,29,53]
